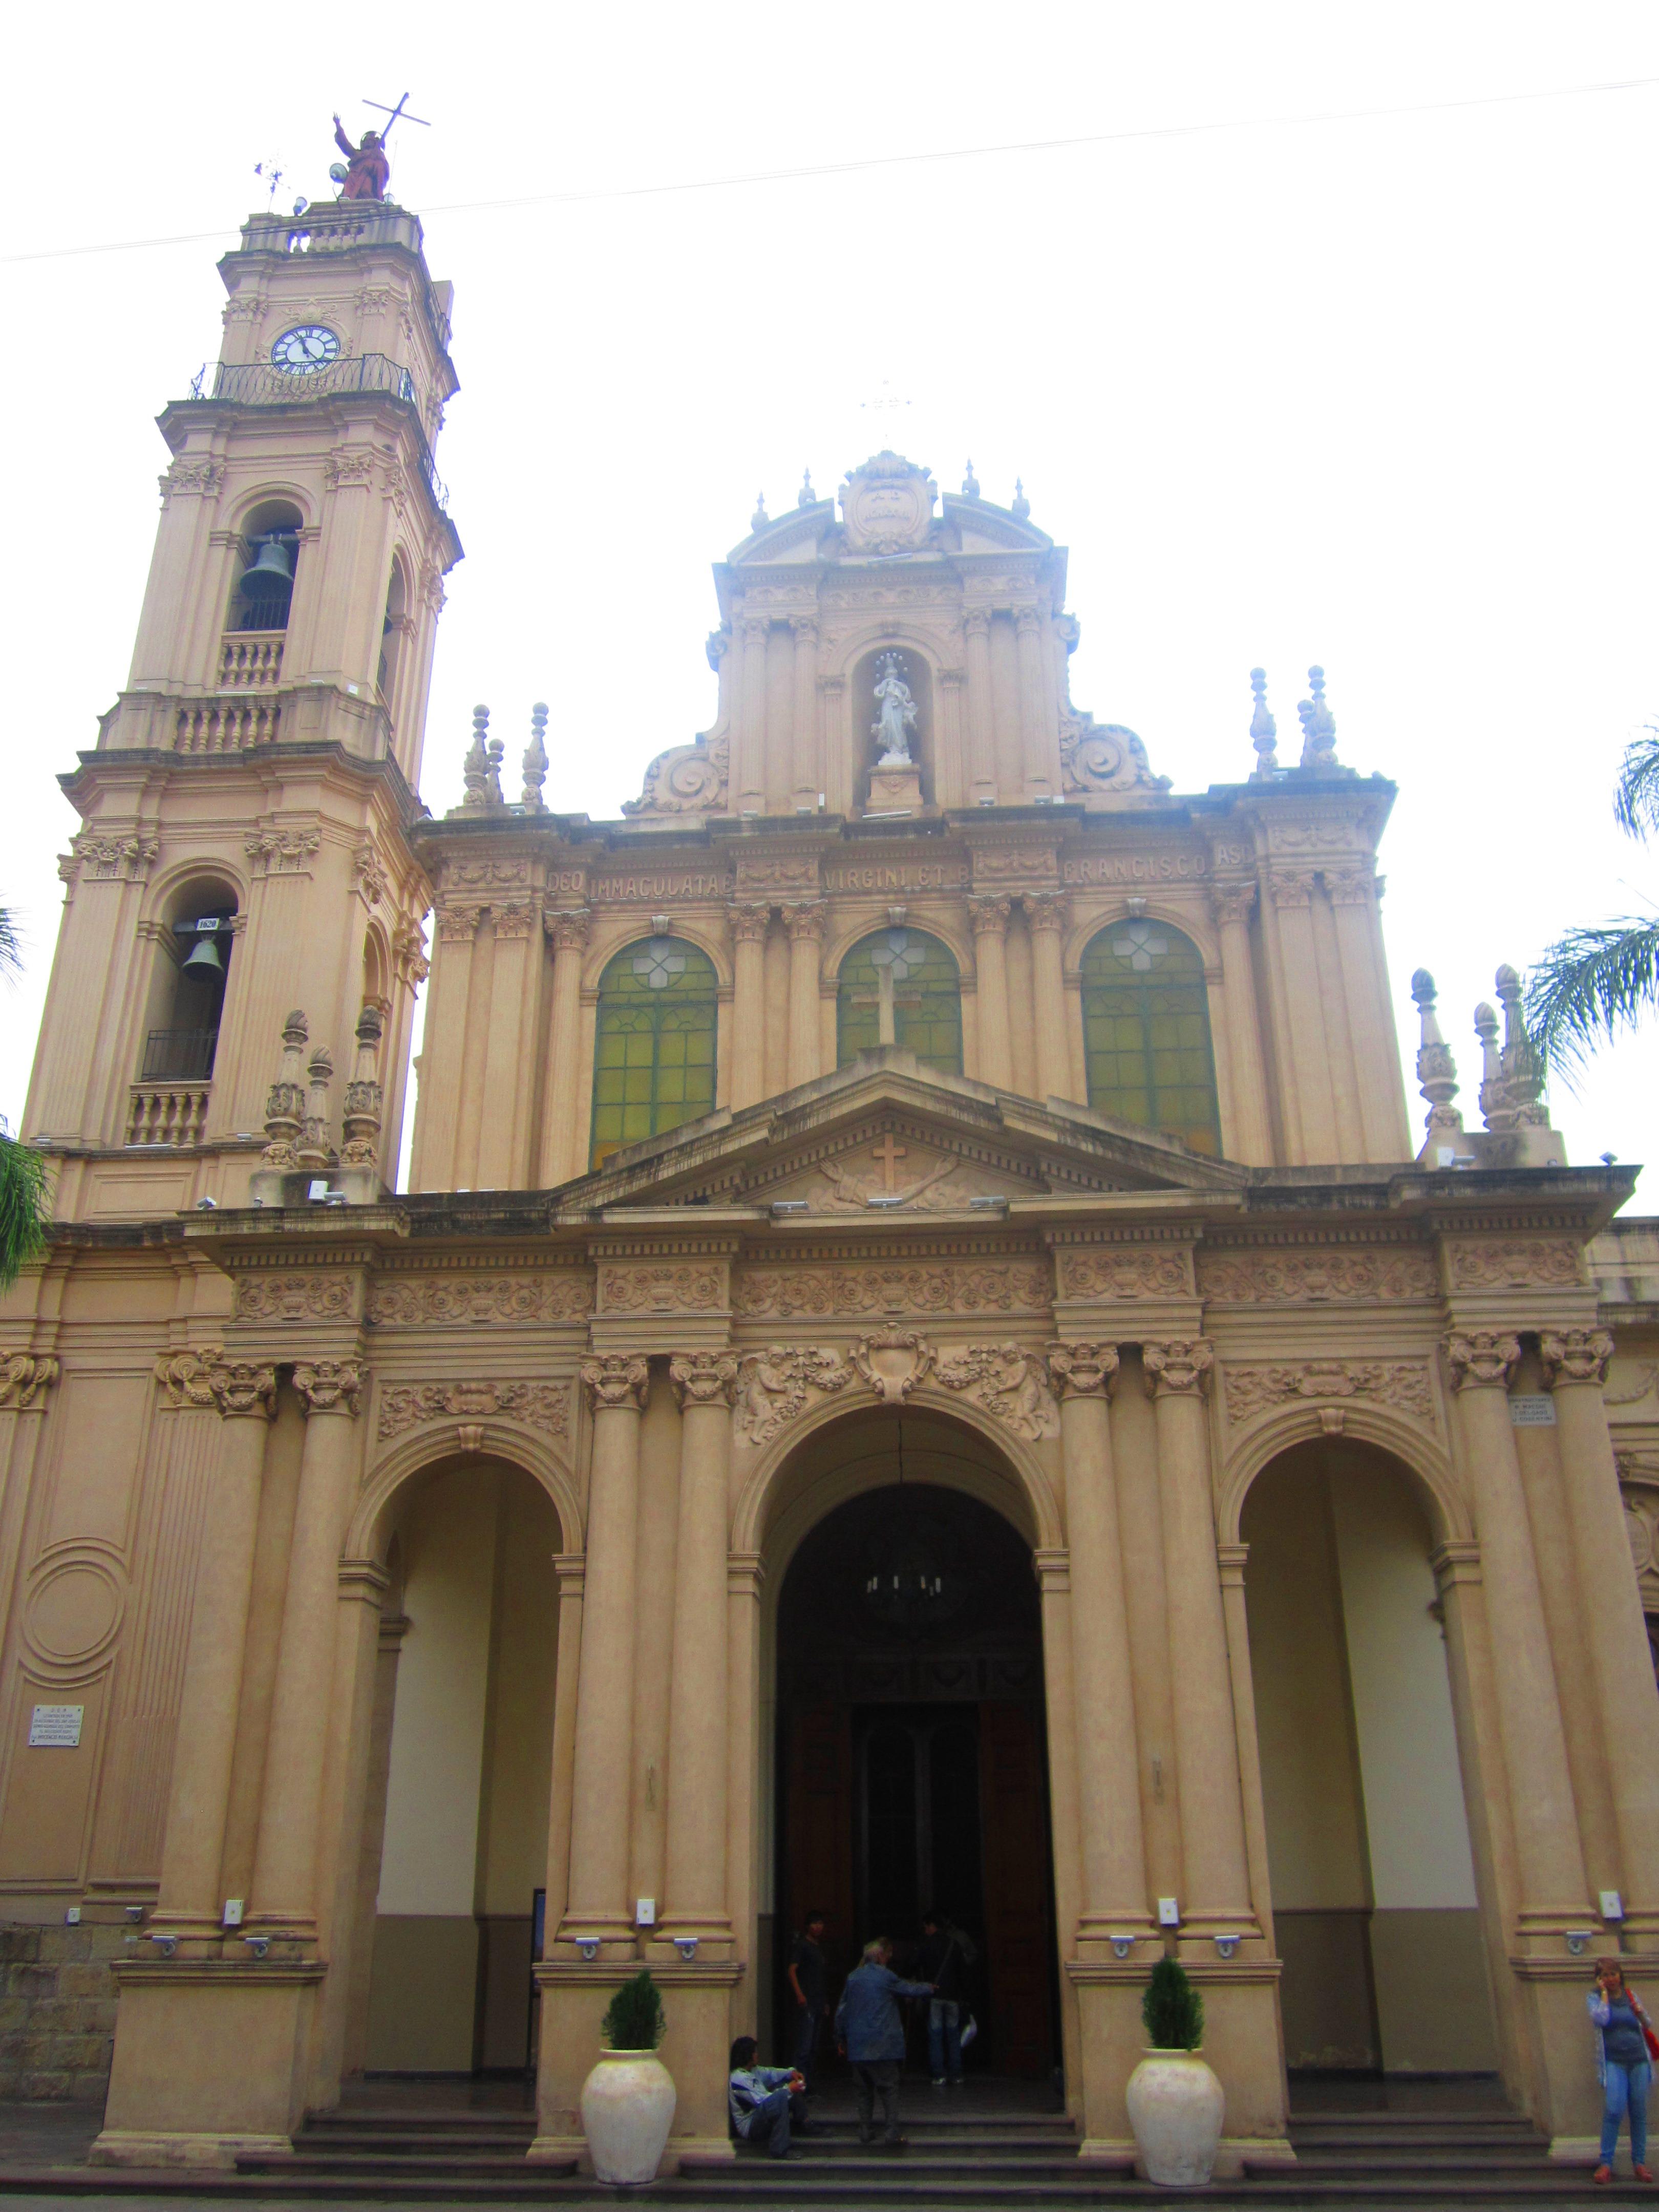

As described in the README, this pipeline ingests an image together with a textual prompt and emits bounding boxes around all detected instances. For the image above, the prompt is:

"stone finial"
[751,492,769,532]
[296,1046,336,1172]
[1474,1001,1514,1134]
[340,1006,385,1169]
[462,705,491,807]
[1248,667,1279,778]
[484,735,505,807]
[1495,963,1548,1127]
[1411,969,1463,1150]
[1011,478,1031,520]
[260,1010,309,1167]
[1296,665,1341,773]
[962,459,980,498]
[521,701,549,812]
[798,468,815,508]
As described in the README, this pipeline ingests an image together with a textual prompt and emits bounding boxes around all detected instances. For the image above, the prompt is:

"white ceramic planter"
[579,2048,677,2184]
[1125,2047,1225,2187]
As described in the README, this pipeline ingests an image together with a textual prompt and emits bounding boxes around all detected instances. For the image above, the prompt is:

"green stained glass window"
[836,927,963,1076]
[590,936,718,1169]
[1081,920,1222,1157]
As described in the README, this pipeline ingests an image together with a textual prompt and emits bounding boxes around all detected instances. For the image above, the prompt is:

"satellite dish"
[328,162,349,185]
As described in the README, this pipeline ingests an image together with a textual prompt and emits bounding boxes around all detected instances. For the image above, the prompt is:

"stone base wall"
[0,1926,124,2100]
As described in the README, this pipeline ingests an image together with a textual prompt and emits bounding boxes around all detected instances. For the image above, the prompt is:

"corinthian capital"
[1047,1342,1120,1400]
[670,1350,739,1409]
[1023,890,1070,934]
[727,901,772,944]
[1142,1339,1215,1399]
[1208,881,1257,930]
[581,1353,651,1414]
[968,894,1012,937]
[544,906,592,952]
[782,900,827,942]
[1540,1327,1615,1391]
[293,1358,364,1418]
[1442,1331,1520,1393]
[1267,869,1316,909]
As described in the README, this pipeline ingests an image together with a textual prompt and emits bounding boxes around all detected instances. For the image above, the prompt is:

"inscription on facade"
[823,863,968,892]
[590,873,728,903]
[1062,849,1246,885]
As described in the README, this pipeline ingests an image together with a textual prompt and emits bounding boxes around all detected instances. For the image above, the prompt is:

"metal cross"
[870,1135,908,1194]
[364,93,431,140]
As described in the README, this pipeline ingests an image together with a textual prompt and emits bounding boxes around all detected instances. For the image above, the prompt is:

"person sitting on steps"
[727,2036,809,2161]
[835,1937,935,2147]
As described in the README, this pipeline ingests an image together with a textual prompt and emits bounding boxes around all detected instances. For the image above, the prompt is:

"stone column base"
[533,1958,745,2174]
[1510,1953,1619,2147]
[92,1959,323,2167]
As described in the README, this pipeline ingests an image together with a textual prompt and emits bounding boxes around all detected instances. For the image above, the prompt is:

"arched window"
[590,935,718,1169]
[837,927,963,1076]
[1080,919,1221,1156]
[142,882,238,1080]
[227,500,302,634]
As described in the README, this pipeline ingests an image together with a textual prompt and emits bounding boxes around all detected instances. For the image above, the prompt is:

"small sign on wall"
[29,1705,84,1748]
[1509,1395,1557,1428]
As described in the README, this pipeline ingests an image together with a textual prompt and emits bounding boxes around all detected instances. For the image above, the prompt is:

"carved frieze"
[1058,1248,1191,1301]
[0,1356,60,1411]
[446,858,529,891]
[234,1272,356,1322]
[1448,1241,1584,1290]
[734,853,821,896]
[732,1331,1062,1447]
[734,1262,1051,1319]
[599,1263,725,1314]
[1198,1248,1438,1303]
[733,1346,853,1445]
[369,1273,594,1326]
[377,1378,569,1440]
[971,845,1060,891]
[934,1344,1059,1439]
[1224,1359,1434,1425]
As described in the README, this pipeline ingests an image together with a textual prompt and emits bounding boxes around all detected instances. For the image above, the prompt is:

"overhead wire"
[3,72,1657,268]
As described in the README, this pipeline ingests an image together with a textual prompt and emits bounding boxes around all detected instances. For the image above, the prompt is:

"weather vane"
[253,159,284,211]
[329,93,430,204]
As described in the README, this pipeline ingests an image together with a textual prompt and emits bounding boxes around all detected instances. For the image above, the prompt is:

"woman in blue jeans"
[1589,1958,1655,2183]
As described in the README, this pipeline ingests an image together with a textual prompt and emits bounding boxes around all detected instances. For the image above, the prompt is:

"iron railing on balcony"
[184,353,449,511]
[141,1028,219,1081]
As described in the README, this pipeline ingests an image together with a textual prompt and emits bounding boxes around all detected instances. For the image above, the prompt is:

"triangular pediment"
[558,1051,1247,1219]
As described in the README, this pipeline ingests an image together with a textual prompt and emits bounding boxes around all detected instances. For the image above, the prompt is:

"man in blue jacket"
[833,1938,934,2145]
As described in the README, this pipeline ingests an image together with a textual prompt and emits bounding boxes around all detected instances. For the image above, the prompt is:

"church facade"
[3,192,1658,2173]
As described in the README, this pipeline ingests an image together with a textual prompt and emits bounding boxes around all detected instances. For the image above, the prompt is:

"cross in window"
[849,929,925,1044]
[1112,921,1168,972]
[870,1134,908,1193]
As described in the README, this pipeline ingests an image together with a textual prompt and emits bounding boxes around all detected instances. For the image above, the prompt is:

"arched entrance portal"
[1242,1437,1499,2078]
[765,1410,1060,2079]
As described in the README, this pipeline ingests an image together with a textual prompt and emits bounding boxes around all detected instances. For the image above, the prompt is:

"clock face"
[270,324,341,373]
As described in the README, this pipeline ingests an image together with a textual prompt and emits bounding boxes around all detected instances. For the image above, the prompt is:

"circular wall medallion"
[22,1550,125,1677]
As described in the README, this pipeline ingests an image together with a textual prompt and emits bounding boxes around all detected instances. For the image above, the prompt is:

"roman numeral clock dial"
[270,323,340,373]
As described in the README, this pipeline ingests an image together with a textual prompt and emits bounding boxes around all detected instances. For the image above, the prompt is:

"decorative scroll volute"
[1047,1342,1120,1400]
[581,1353,651,1414]
[1539,1327,1616,1390]
[1441,1331,1520,1393]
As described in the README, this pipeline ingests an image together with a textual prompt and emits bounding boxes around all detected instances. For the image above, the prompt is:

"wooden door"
[782,1703,856,2006]
[979,1700,1055,2075]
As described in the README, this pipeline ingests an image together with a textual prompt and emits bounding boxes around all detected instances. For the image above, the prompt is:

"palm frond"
[1524,917,1659,1078]
[1614,729,1659,841]
[0,905,22,985]
[0,1132,48,1290]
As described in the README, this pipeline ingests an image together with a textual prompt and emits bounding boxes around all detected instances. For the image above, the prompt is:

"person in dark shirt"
[786,1911,829,2088]
[916,1912,969,2085]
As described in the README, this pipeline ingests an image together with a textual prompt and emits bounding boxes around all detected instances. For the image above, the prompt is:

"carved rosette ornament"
[1142,1340,1215,1399]
[293,1359,364,1418]
[669,1351,740,1409]
[580,1353,651,1414]
[1047,1342,1120,1400]
[1539,1328,1616,1390]
[0,1355,61,1411]
[1441,1332,1521,1393]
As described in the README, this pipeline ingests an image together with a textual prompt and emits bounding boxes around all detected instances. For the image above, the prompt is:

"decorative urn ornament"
[1125,1959,1225,2187]
[579,1971,676,2184]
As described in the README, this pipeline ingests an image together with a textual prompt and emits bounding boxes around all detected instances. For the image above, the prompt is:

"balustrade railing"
[219,634,284,688]
[126,1082,211,1148]
[176,701,280,754]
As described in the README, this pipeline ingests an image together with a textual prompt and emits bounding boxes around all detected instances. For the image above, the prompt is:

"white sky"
[3,2,1657,1195]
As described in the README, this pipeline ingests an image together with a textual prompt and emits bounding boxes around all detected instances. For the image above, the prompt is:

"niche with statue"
[853,647,933,816]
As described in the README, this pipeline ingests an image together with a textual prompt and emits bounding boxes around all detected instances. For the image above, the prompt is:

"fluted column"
[540,1558,586,1940]
[728,904,771,1111]
[660,1353,738,1950]
[561,1355,650,1951]
[1143,1341,1258,1944]
[1208,882,1273,1165]
[1265,869,1337,1160]
[1014,607,1053,798]
[247,1357,365,1944]
[539,906,591,1185]
[782,902,825,1090]
[1048,1344,1155,1948]
[1444,1331,1592,1939]
[963,608,996,801]
[790,617,819,810]
[1543,1326,1659,1933]
[1025,892,1072,1102]
[151,1355,276,1943]
[969,897,1013,1089]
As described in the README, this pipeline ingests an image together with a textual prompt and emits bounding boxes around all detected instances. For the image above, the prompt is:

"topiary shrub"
[602,1969,667,2052]
[1142,1957,1203,2051]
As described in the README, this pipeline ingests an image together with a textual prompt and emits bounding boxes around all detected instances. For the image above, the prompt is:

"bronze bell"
[180,934,225,979]
[240,535,293,597]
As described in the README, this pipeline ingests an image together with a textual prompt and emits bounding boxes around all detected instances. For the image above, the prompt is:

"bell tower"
[23,196,461,1217]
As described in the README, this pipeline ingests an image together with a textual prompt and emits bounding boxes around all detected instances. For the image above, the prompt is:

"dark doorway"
[775,1480,1058,2076]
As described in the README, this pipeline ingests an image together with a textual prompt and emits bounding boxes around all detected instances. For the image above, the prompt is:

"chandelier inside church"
[860,1510,971,1632]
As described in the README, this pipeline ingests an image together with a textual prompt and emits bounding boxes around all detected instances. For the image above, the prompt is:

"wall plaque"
[29,1704,83,1747]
